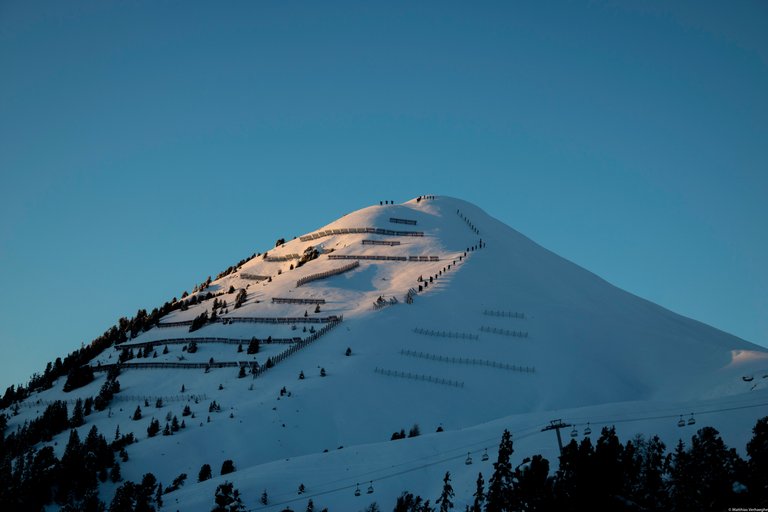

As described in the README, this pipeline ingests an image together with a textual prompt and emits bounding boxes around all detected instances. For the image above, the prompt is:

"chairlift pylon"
[465,452,473,465]
[354,483,361,497]
[367,481,374,494]
[481,449,489,462]
[677,415,686,427]
[687,413,696,426]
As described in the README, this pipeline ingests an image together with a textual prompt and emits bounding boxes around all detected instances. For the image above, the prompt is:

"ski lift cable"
[253,427,544,510]
[245,399,768,511]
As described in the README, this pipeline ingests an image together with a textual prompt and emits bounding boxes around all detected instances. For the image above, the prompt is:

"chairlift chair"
[687,413,696,426]
[570,426,578,438]
[354,484,361,497]
[584,423,592,436]
[677,415,686,427]
[367,481,374,494]
[465,452,473,465]
[481,449,489,462]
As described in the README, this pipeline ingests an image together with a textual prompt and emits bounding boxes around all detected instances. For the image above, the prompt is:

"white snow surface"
[9,196,768,511]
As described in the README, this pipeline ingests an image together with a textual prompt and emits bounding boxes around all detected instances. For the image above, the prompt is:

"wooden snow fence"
[389,217,417,225]
[482,310,526,319]
[328,254,407,261]
[248,319,342,379]
[412,327,479,340]
[399,349,534,373]
[456,209,480,235]
[374,367,464,388]
[156,319,194,328]
[265,254,300,262]
[158,315,342,328]
[223,315,341,324]
[362,240,401,246]
[271,297,326,305]
[93,319,343,375]
[93,361,244,371]
[328,254,440,262]
[372,296,398,310]
[479,326,529,338]
[296,261,359,287]
[299,227,424,242]
[115,336,301,350]
[241,274,270,281]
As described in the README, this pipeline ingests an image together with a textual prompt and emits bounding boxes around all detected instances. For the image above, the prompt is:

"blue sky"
[1,1,766,390]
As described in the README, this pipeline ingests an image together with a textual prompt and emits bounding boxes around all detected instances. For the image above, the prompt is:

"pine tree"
[212,481,244,511]
[746,416,768,503]
[133,406,142,420]
[486,429,514,511]
[470,472,484,512]
[146,418,160,438]
[261,490,268,505]
[71,398,85,427]
[198,463,212,482]
[110,462,121,483]
[436,472,454,511]
[221,459,235,475]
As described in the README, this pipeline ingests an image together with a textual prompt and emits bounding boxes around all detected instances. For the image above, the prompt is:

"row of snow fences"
[389,217,418,225]
[240,273,270,281]
[94,361,243,371]
[328,254,440,262]
[249,319,342,379]
[94,320,344,375]
[479,326,529,338]
[265,253,300,262]
[157,315,343,328]
[223,315,342,324]
[372,296,399,310]
[482,310,526,319]
[299,227,424,242]
[412,328,480,340]
[271,297,326,304]
[362,240,401,246]
[374,367,464,388]
[17,393,209,408]
[296,260,360,287]
[456,209,480,235]
[399,349,535,373]
[115,336,302,350]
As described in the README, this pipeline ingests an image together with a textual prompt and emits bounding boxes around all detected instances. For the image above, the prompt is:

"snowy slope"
[8,196,768,510]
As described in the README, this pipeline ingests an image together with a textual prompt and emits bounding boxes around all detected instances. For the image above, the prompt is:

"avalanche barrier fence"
[399,349,535,373]
[296,261,360,287]
[479,326,529,338]
[374,367,464,388]
[299,227,424,242]
[482,310,526,319]
[412,328,480,340]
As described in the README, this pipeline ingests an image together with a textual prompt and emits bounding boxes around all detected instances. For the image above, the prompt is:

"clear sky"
[1,1,766,391]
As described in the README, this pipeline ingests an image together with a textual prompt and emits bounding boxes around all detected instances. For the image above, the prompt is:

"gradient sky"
[1,1,766,391]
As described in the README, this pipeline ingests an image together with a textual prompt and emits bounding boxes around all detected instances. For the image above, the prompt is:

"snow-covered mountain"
[6,196,768,510]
